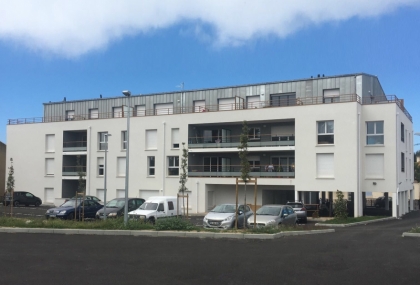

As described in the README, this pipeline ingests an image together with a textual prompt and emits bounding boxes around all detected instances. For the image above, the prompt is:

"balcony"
[188,133,294,149]
[63,130,87,152]
[188,165,295,178]
[63,140,87,152]
[62,165,87,176]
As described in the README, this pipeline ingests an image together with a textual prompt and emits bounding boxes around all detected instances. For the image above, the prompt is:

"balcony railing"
[188,134,294,148]
[63,141,87,152]
[62,166,87,176]
[361,95,412,122]
[188,165,295,178]
[7,94,412,124]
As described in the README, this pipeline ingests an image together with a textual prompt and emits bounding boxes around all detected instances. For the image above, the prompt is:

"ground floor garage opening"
[62,180,79,198]
[262,189,294,205]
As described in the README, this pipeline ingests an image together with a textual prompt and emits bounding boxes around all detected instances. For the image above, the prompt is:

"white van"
[128,196,181,223]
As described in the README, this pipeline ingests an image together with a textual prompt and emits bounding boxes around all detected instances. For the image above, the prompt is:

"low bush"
[154,218,197,231]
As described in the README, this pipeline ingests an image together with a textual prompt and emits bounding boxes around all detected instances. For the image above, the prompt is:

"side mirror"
[238,210,244,215]
[282,213,288,218]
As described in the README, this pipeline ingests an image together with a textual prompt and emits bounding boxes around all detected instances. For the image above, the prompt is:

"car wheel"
[35,201,41,207]
[13,200,20,207]
[148,217,155,225]
[303,218,307,224]
[67,213,74,220]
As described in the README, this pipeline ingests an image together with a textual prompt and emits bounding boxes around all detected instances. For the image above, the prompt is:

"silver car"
[247,205,297,227]
[286,201,307,223]
[203,204,253,229]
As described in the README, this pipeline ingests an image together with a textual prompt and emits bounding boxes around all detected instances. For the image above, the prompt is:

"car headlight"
[223,215,234,222]
[59,210,67,214]
[203,217,208,222]
[108,213,117,217]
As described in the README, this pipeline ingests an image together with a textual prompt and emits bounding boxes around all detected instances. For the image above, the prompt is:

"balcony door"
[203,157,231,172]
[271,157,295,172]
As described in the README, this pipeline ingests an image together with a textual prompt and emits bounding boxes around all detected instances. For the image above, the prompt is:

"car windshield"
[60,200,81,207]
[210,204,236,213]
[106,200,125,208]
[256,206,281,216]
[138,202,158,210]
[287,203,303,208]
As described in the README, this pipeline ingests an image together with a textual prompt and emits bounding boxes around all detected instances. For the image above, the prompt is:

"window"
[323,89,340,103]
[66,110,75,120]
[401,152,405,172]
[218,98,236,111]
[168,201,174,210]
[247,95,260,109]
[168,156,179,176]
[98,157,104,176]
[148,156,155,176]
[365,154,384,178]
[155,103,173,115]
[98,132,108,150]
[45,134,55,152]
[194,100,206,112]
[171,128,180,148]
[316,153,334,178]
[158,203,164,211]
[366,121,384,145]
[401,123,404,142]
[317,121,334,144]
[122,131,127,150]
[89,108,99,119]
[146,129,157,149]
[45,158,54,176]
[248,128,261,140]
[117,157,126,177]
[270,93,296,107]
[249,160,261,172]
[113,107,122,118]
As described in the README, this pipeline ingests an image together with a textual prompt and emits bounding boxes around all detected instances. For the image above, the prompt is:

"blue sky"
[0,1,420,149]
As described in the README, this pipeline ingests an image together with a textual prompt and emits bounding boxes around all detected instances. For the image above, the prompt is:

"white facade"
[6,73,414,217]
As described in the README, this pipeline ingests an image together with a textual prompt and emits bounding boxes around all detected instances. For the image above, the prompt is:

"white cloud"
[0,0,418,57]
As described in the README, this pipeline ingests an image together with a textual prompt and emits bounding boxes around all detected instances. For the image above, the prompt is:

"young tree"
[414,150,420,182]
[334,190,348,220]
[6,159,14,195]
[178,142,188,217]
[238,121,250,228]
[76,155,86,194]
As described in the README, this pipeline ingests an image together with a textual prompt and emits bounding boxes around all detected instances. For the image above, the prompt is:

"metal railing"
[62,166,87,176]
[188,165,295,178]
[63,140,87,150]
[7,94,412,124]
[188,133,295,148]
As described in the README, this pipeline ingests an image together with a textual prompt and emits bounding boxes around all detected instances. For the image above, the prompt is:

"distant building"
[6,73,415,217]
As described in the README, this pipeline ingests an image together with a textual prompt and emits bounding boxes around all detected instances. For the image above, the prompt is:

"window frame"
[122,131,127,150]
[317,121,334,145]
[366,121,384,145]
[168,156,179,176]
[401,123,404,142]
[148,156,155,176]
[248,127,261,140]
[98,132,108,150]
[98,157,104,176]
[401,152,405,172]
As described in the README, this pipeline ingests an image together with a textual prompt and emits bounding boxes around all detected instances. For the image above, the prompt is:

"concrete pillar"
[362,192,366,215]
[410,189,414,211]
[384,192,389,211]
[392,192,398,218]
[295,190,299,202]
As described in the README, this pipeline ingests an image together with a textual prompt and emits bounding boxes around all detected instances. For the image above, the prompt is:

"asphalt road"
[1,210,420,285]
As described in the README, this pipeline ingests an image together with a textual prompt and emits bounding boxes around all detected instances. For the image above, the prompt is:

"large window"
[366,121,384,145]
[317,121,334,144]
[270,93,296,107]
[148,156,155,176]
[248,128,261,140]
[122,131,127,150]
[168,156,179,176]
[98,132,108,150]
[171,128,180,148]
[401,123,404,142]
[401,152,405,172]
[323,89,340,103]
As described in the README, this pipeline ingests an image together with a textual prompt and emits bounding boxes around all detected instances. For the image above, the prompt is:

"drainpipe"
[162,121,166,196]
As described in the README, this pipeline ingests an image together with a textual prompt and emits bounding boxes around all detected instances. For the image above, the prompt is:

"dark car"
[374,196,392,208]
[3,191,42,207]
[96,198,145,219]
[65,195,102,204]
[45,199,103,220]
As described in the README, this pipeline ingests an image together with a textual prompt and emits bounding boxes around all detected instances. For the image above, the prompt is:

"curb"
[0,227,335,239]
[402,232,420,238]
[315,217,396,227]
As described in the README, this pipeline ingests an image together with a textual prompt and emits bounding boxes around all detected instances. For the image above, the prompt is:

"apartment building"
[6,73,414,217]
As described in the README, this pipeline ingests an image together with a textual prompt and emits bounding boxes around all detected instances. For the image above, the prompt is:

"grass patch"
[408,226,420,233]
[321,216,387,224]
[155,218,198,231]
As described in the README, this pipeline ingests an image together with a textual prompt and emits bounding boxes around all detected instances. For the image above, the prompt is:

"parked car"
[128,196,180,224]
[96,198,145,219]
[374,196,392,208]
[247,204,297,227]
[2,191,42,207]
[203,204,253,229]
[45,199,103,220]
[65,195,102,204]
[286,201,307,223]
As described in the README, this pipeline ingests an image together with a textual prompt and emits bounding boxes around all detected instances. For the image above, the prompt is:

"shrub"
[154,218,197,231]
[334,190,348,220]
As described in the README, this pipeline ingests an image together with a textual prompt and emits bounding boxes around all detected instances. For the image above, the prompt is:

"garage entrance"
[262,189,294,205]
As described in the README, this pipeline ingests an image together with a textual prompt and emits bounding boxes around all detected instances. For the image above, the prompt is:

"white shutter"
[113,107,122,118]
[146,129,157,149]
[194,100,206,112]
[136,105,146,116]
[323,89,339,97]
[45,158,55,175]
[46,134,55,152]
[89,108,99,119]
[44,188,54,203]
[117,157,126,176]
[316,153,334,178]
[116,189,125,198]
[171,128,180,148]
[139,190,159,200]
[365,154,384,178]
[155,103,173,115]
[218,98,235,110]
[96,189,105,201]
[247,96,260,109]
[66,110,75,120]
